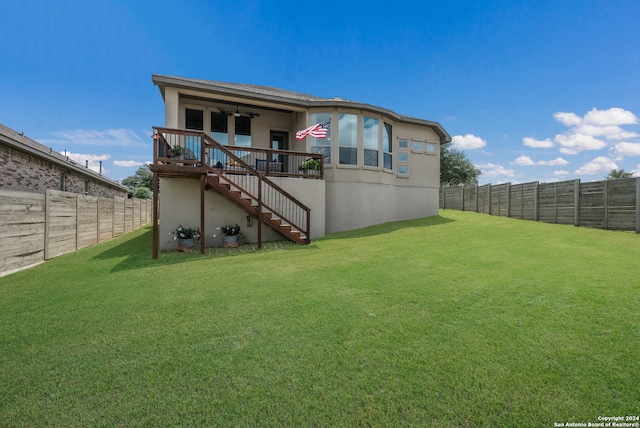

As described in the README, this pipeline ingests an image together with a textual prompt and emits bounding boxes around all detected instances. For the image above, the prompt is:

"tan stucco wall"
[325,181,439,233]
[159,176,325,251]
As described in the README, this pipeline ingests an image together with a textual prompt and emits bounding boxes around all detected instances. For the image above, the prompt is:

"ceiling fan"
[218,106,260,119]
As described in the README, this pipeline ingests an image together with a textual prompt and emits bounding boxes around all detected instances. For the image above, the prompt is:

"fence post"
[44,190,50,260]
[461,185,465,211]
[534,181,539,222]
[574,179,580,227]
[475,185,479,212]
[554,182,558,223]
[604,180,609,230]
[442,186,446,210]
[506,183,511,218]
[636,178,640,233]
[488,184,492,215]
[75,194,80,250]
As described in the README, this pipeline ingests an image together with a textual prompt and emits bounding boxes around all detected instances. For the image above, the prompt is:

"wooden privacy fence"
[0,189,152,276]
[440,177,640,233]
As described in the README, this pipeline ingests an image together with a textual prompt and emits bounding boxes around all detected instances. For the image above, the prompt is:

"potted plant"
[169,224,201,252]
[216,223,242,248]
[168,145,183,158]
[298,158,321,173]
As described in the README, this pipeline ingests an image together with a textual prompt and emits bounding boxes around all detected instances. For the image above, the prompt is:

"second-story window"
[211,111,228,145]
[185,108,203,130]
[184,108,203,160]
[363,116,379,167]
[235,116,251,147]
[310,112,332,164]
[339,113,357,165]
[383,122,392,170]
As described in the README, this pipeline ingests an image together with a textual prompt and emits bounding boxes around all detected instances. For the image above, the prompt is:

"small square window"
[398,139,408,149]
[398,152,409,162]
[426,142,436,154]
[412,141,423,152]
[398,165,409,176]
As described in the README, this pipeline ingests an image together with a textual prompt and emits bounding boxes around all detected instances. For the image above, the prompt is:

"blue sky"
[1,0,639,184]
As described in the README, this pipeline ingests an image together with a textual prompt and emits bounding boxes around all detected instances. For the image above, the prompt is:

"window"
[211,111,228,145]
[383,122,392,169]
[398,139,409,149]
[398,152,409,162]
[185,108,203,130]
[59,172,66,191]
[235,115,251,147]
[363,116,379,167]
[426,142,436,154]
[184,108,203,159]
[398,165,409,176]
[339,113,357,165]
[412,141,423,152]
[310,112,332,163]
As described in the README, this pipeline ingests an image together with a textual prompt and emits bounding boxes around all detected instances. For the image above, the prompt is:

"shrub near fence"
[440,177,640,233]
[0,189,152,276]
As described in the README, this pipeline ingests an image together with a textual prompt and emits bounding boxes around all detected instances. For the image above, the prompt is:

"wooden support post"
[257,175,263,250]
[200,174,205,254]
[152,172,159,259]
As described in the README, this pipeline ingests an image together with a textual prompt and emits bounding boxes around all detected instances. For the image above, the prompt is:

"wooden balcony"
[151,127,324,180]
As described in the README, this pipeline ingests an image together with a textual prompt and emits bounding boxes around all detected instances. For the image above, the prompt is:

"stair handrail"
[153,127,311,243]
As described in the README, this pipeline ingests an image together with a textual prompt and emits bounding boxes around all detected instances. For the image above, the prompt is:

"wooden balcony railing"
[152,127,324,179]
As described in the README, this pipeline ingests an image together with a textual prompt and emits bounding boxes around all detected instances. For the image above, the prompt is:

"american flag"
[295,119,331,140]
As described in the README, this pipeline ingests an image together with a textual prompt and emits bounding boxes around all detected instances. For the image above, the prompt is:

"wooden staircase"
[204,167,309,245]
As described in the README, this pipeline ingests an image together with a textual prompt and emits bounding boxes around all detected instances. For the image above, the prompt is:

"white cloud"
[514,155,535,166]
[523,137,554,148]
[41,128,149,148]
[554,112,581,126]
[574,124,639,140]
[63,151,111,173]
[574,156,618,175]
[513,155,569,166]
[451,134,487,150]
[582,107,638,126]
[478,163,516,179]
[555,133,607,155]
[551,107,639,154]
[553,170,570,176]
[114,160,145,167]
[610,142,640,160]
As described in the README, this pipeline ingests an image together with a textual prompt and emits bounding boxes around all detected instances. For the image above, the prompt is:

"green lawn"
[1,210,639,427]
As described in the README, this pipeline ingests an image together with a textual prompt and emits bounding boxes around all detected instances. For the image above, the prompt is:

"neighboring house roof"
[152,74,452,143]
[0,123,128,191]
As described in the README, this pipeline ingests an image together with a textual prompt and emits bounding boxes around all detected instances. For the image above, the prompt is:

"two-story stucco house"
[150,74,451,256]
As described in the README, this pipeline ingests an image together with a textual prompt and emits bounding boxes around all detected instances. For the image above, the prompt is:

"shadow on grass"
[325,215,455,240]
[92,225,318,273]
